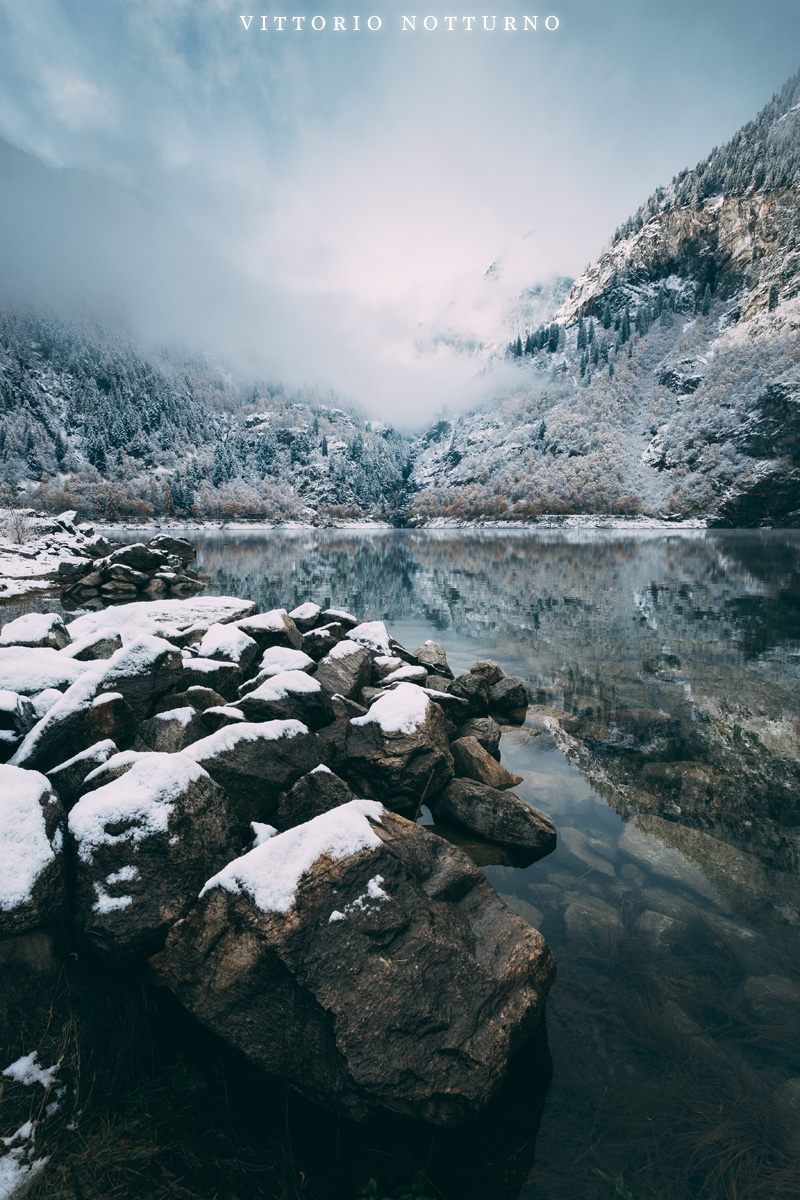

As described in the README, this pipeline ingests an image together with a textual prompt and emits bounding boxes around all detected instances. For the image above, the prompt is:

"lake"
[23,525,800,1197]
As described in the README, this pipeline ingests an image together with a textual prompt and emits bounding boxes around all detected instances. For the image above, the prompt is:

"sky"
[0,0,798,425]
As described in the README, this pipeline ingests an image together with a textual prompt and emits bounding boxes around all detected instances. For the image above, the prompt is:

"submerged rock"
[434,779,556,852]
[151,801,555,1124]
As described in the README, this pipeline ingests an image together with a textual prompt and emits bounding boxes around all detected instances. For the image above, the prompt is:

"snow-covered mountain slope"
[408,70,800,527]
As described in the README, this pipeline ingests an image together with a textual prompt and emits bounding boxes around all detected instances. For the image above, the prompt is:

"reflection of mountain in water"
[184,527,800,876]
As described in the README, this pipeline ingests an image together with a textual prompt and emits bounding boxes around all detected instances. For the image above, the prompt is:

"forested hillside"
[0,308,410,521]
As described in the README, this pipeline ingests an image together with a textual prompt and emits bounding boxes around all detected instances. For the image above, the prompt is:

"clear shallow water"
[37,527,800,1196]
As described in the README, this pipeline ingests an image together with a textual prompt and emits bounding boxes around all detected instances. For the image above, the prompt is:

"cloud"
[0,0,798,425]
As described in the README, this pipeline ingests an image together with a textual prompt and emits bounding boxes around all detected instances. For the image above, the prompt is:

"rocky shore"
[0,509,207,605]
[0,590,557,1191]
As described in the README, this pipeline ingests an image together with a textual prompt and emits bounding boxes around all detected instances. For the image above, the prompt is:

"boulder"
[302,623,347,660]
[197,624,260,674]
[69,754,237,960]
[46,739,117,810]
[345,683,454,810]
[60,629,123,661]
[148,534,195,565]
[434,779,556,852]
[743,975,800,1025]
[272,766,355,831]
[0,766,65,935]
[348,621,392,655]
[93,636,184,721]
[182,720,327,828]
[66,597,258,643]
[288,602,322,631]
[380,664,428,686]
[234,609,303,651]
[319,607,359,630]
[489,676,528,714]
[137,706,209,753]
[469,660,505,686]
[201,705,247,733]
[153,685,229,715]
[313,641,374,701]
[450,737,523,790]
[447,673,490,717]
[235,671,333,730]
[372,655,404,682]
[105,542,165,573]
[0,612,71,650]
[425,674,453,694]
[180,657,242,700]
[150,801,555,1124]
[256,646,315,678]
[563,897,624,944]
[455,717,502,760]
[413,640,453,679]
[0,689,37,738]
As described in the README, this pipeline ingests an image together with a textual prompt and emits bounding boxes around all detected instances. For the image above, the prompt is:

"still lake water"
[58,527,800,1195]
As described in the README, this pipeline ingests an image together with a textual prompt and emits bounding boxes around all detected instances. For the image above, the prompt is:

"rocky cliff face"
[408,71,800,527]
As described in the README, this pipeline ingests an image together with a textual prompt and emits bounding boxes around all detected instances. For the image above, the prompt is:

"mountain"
[407,70,800,527]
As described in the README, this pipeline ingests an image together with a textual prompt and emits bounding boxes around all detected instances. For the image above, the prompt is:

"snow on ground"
[0,766,61,913]
[200,798,384,914]
[351,682,430,735]
[2,1052,61,1089]
[66,597,257,642]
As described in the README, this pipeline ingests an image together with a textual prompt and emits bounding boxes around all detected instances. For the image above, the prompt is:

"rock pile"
[0,594,556,1128]
[58,527,207,605]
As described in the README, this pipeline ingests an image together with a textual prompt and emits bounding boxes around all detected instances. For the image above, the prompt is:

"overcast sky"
[0,0,798,424]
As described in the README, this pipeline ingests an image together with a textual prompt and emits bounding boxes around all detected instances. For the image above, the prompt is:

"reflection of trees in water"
[188,527,800,865]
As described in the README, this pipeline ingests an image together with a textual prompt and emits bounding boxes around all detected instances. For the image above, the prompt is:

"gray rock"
[0,612,71,650]
[450,736,524,790]
[272,767,355,831]
[69,754,237,961]
[0,689,37,737]
[470,660,505,686]
[182,720,328,829]
[563,896,624,943]
[435,779,556,852]
[287,602,322,632]
[742,975,800,1025]
[201,705,247,733]
[313,642,374,701]
[46,739,117,810]
[197,624,260,674]
[455,717,502,760]
[489,676,528,714]
[447,673,490,717]
[60,630,123,661]
[148,534,195,565]
[234,609,303,651]
[302,623,347,660]
[154,685,229,715]
[559,827,616,878]
[413,640,453,679]
[180,657,242,700]
[345,684,454,810]
[634,909,685,950]
[424,674,453,694]
[773,1078,800,1155]
[150,802,555,1124]
[235,671,333,730]
[137,706,209,753]
[0,766,65,935]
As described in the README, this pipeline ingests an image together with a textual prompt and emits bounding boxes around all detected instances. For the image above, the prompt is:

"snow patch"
[351,682,430,735]
[348,621,391,655]
[2,1052,60,1089]
[201,798,384,914]
[0,767,61,912]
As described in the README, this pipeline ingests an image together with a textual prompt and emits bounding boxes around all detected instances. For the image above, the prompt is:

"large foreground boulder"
[0,765,65,935]
[69,754,237,960]
[151,801,555,1124]
[345,683,454,810]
